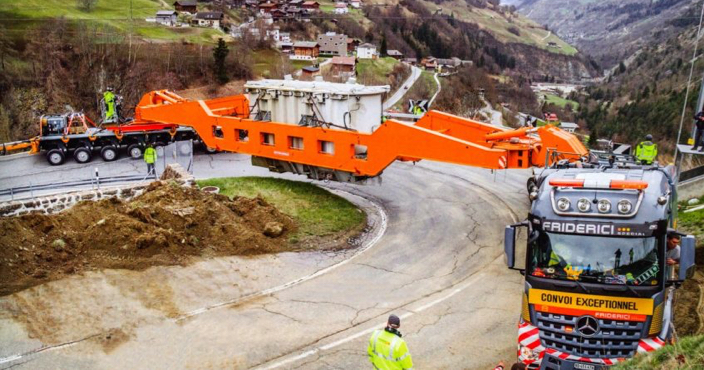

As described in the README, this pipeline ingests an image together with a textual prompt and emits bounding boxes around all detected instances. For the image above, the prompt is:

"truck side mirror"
[679,235,697,281]
[505,221,529,271]
[504,226,516,268]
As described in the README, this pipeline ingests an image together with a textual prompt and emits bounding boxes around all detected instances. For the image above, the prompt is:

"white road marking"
[257,271,489,369]
[175,190,388,320]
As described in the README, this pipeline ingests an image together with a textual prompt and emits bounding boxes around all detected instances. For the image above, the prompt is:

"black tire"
[73,147,92,164]
[127,144,143,159]
[46,149,65,166]
[100,145,119,162]
[527,177,537,193]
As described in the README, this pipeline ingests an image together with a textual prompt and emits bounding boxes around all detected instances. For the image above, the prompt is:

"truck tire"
[100,145,119,162]
[46,149,65,166]
[127,144,143,159]
[73,147,92,164]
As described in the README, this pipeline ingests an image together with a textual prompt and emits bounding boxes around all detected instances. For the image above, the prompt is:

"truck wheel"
[101,145,119,162]
[127,144,143,159]
[46,149,65,166]
[73,147,92,164]
[205,146,218,154]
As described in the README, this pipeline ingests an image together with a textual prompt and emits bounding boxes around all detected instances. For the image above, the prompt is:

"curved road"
[0,153,531,369]
[383,65,422,110]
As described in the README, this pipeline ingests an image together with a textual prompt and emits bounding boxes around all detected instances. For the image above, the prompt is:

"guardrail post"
[95,168,100,189]
[10,187,14,200]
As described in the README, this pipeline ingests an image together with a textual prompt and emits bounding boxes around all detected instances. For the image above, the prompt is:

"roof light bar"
[609,180,648,190]
[549,179,648,190]
[548,179,585,187]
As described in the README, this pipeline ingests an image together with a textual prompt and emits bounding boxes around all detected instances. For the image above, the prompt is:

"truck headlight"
[597,199,611,213]
[617,200,632,214]
[577,198,591,212]
[557,197,570,212]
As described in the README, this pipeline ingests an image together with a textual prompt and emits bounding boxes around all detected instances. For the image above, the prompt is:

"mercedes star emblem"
[576,316,599,337]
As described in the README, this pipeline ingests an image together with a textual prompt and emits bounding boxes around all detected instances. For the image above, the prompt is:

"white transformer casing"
[244,79,390,134]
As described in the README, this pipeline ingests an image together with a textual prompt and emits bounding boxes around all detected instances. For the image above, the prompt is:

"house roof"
[195,11,223,19]
[302,66,320,72]
[358,43,375,49]
[289,0,303,3]
[302,1,319,5]
[331,56,355,66]
[173,0,196,6]
[259,3,277,7]
[335,3,347,7]
[293,41,319,48]
[157,10,178,16]
[387,50,403,56]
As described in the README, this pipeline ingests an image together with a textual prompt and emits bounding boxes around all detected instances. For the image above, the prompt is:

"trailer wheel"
[127,144,143,159]
[100,145,119,162]
[46,149,65,166]
[73,147,92,164]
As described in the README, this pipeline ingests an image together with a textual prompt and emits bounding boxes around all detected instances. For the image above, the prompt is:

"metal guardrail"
[0,171,156,200]
[680,166,704,182]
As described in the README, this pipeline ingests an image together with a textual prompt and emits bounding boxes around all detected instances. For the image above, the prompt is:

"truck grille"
[536,312,644,358]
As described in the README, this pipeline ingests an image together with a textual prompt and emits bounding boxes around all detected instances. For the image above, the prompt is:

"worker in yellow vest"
[634,134,657,165]
[368,314,413,370]
[103,87,116,123]
[144,144,157,177]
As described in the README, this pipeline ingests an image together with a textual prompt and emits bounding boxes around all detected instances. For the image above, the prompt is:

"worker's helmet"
[387,314,400,328]
[106,86,113,92]
[645,134,653,141]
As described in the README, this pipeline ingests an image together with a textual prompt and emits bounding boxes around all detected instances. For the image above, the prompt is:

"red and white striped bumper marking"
[517,322,665,366]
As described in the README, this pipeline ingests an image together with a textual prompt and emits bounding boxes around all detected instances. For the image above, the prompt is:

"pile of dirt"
[0,181,296,296]
[674,246,704,336]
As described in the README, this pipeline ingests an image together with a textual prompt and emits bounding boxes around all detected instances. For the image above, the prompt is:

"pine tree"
[381,36,388,56]
[213,38,230,85]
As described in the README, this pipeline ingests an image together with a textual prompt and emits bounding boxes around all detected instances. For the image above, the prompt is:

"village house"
[302,1,320,11]
[347,38,360,54]
[291,41,320,60]
[331,56,356,76]
[357,43,376,59]
[278,41,294,53]
[334,3,348,14]
[195,12,224,28]
[421,57,438,71]
[386,50,403,60]
[302,65,320,78]
[349,0,361,8]
[155,10,178,26]
[173,0,197,13]
[279,32,291,42]
[317,32,347,57]
[402,57,417,65]
[258,2,278,14]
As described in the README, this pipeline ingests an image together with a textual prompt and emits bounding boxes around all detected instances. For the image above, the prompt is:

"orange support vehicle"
[135,80,588,182]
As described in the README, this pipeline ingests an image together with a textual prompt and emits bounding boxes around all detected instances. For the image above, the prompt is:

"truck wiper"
[573,280,591,294]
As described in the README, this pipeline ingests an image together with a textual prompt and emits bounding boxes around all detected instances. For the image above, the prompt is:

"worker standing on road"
[144,144,157,177]
[693,110,704,151]
[368,314,413,370]
[634,134,658,165]
[103,87,117,123]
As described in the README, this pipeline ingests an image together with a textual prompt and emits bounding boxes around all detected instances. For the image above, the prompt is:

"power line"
[674,0,704,160]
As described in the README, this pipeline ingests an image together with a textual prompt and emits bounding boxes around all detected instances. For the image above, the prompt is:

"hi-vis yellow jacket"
[368,329,413,370]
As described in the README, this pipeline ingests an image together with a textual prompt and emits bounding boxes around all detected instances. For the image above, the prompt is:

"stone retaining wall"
[0,164,194,217]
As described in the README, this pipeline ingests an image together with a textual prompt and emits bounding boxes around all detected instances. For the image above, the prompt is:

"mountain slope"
[516,0,699,67]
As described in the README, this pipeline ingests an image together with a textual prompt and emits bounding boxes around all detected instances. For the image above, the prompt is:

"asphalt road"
[0,152,532,369]
[383,65,422,110]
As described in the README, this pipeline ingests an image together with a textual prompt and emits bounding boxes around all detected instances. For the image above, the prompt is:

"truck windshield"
[529,232,660,286]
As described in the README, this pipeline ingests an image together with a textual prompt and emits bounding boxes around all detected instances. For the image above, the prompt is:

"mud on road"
[0,181,304,296]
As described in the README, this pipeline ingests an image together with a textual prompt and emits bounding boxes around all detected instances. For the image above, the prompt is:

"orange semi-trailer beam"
[135,90,588,177]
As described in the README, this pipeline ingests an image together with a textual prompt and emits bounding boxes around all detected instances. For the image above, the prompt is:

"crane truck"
[130,78,694,369]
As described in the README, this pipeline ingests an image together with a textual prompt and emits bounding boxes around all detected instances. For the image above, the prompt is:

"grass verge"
[196,177,367,243]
